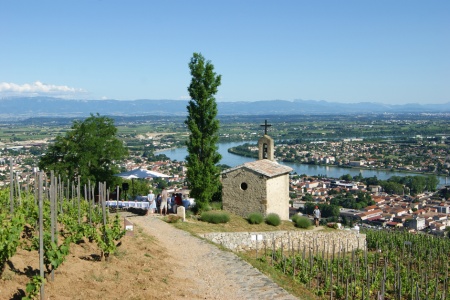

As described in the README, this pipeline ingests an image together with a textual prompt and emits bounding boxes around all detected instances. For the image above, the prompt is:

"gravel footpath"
[125,213,298,300]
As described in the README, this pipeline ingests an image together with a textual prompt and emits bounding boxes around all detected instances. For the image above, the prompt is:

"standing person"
[313,206,321,227]
[168,193,174,213]
[160,188,168,216]
[156,194,161,214]
[170,192,177,213]
[147,189,156,214]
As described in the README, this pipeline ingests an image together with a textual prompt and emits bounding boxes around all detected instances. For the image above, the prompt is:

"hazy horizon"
[1,1,449,105]
[1,96,449,106]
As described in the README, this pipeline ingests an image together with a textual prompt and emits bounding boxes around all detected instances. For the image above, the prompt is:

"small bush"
[265,213,281,226]
[200,211,230,224]
[292,215,311,229]
[247,212,264,224]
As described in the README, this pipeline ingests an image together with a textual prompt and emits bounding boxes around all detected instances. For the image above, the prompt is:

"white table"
[106,201,150,209]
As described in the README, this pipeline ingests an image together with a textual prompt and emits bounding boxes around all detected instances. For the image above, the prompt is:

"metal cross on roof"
[260,119,272,135]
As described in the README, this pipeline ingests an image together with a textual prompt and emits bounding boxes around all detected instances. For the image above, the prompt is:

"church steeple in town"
[258,119,275,161]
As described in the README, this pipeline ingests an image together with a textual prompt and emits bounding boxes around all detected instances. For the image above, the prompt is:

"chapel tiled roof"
[222,159,292,178]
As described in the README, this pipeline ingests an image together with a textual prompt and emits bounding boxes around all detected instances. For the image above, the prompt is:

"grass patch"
[172,212,304,234]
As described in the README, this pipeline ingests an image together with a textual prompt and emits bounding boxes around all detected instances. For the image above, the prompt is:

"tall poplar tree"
[185,53,222,211]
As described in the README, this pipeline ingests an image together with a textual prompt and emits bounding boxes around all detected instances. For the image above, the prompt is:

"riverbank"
[228,147,448,179]
[159,142,449,187]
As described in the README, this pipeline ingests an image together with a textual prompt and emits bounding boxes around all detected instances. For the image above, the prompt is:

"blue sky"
[1,0,449,104]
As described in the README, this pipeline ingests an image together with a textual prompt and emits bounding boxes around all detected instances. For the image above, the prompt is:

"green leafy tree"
[440,187,450,200]
[353,172,363,181]
[425,175,439,192]
[410,176,426,195]
[380,180,405,195]
[39,114,128,187]
[154,178,168,190]
[121,178,150,199]
[303,193,313,202]
[364,176,379,186]
[304,203,339,218]
[340,174,353,181]
[185,53,222,211]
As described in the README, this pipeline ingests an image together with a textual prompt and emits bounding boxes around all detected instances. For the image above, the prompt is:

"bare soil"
[1,211,307,300]
[1,213,212,300]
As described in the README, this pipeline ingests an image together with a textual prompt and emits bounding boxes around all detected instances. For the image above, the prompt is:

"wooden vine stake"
[38,171,45,300]
[10,158,14,214]
[50,171,55,281]
[101,182,107,227]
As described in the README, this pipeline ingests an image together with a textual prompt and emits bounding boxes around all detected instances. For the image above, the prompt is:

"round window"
[240,182,248,190]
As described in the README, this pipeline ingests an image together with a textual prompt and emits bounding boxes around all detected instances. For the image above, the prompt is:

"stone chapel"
[221,121,293,220]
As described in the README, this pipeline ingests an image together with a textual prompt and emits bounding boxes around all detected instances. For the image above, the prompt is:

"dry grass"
[173,212,316,234]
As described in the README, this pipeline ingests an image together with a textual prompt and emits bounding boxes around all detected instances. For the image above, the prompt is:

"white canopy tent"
[115,168,170,179]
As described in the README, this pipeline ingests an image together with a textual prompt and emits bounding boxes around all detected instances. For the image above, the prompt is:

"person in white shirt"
[313,206,321,227]
[160,188,168,216]
[147,189,156,214]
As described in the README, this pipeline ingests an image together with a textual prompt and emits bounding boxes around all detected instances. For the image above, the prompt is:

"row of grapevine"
[0,171,126,299]
[254,229,449,299]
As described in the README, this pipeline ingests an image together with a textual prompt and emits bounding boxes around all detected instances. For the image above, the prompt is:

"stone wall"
[266,174,290,220]
[258,135,274,160]
[222,169,267,217]
[200,230,366,253]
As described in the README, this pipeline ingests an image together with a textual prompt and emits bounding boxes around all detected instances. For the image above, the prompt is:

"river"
[159,141,449,187]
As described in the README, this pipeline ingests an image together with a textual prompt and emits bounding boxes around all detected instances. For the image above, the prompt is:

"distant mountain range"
[0,97,449,120]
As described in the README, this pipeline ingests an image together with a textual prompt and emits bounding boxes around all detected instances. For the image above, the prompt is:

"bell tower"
[258,120,274,161]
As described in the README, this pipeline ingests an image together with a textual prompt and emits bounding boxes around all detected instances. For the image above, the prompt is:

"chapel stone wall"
[222,169,267,218]
[266,175,290,220]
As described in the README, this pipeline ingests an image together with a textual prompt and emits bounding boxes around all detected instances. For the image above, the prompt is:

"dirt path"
[127,213,298,300]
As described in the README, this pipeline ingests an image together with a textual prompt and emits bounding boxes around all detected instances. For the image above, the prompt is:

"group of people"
[146,188,184,216]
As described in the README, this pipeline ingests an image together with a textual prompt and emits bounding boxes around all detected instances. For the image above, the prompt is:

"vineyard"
[0,172,126,299]
[2,171,450,299]
[252,229,450,299]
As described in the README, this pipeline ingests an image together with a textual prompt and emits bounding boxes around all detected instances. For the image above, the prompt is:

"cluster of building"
[2,137,450,236]
[274,137,450,176]
[0,140,46,187]
[291,177,450,235]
